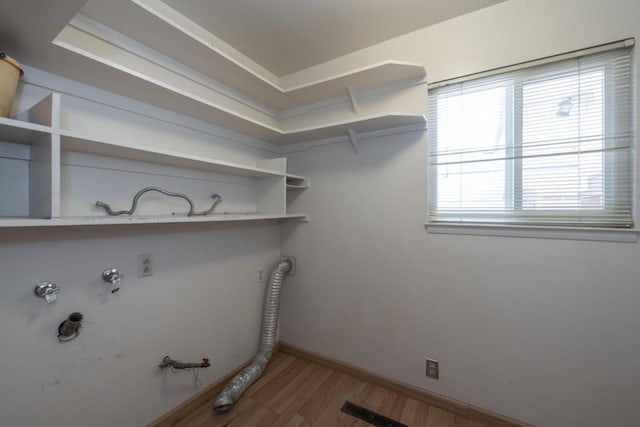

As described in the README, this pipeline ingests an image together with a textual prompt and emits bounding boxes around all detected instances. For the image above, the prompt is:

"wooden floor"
[175,352,489,427]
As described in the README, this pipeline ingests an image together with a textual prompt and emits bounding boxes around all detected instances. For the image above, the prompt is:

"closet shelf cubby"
[0,93,309,228]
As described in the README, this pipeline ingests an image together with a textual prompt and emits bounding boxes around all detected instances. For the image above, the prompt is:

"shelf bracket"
[347,129,359,154]
[347,86,359,114]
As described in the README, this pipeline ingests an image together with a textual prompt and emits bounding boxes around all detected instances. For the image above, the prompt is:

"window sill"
[425,222,638,243]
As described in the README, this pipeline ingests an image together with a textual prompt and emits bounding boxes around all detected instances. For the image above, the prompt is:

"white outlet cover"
[139,254,153,277]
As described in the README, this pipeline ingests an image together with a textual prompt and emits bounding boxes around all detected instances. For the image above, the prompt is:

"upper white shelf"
[50,3,427,146]
[286,175,309,191]
[59,130,286,178]
[283,62,426,105]
[0,117,52,143]
[75,1,426,110]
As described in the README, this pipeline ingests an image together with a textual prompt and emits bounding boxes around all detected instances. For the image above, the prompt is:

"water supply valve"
[102,267,122,293]
[34,281,60,303]
[159,356,211,370]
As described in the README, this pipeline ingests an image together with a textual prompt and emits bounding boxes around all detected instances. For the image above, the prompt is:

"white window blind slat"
[428,44,634,228]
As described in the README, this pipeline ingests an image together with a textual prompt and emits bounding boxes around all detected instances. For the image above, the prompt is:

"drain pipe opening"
[58,312,83,342]
[214,259,292,413]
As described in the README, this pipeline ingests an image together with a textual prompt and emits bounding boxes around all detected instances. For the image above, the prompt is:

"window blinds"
[427,41,634,228]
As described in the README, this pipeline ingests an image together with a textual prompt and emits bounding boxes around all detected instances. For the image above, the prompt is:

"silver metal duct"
[214,258,292,413]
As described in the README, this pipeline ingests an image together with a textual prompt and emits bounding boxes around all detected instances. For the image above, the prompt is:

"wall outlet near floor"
[426,358,439,379]
[139,254,153,277]
[257,269,264,283]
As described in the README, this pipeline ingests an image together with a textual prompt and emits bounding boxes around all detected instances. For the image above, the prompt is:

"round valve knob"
[34,281,60,298]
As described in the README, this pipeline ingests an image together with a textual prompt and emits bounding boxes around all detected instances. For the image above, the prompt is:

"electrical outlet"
[139,254,153,277]
[257,269,264,283]
[426,358,439,379]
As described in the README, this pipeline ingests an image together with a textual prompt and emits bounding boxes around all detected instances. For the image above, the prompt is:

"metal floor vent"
[340,401,408,427]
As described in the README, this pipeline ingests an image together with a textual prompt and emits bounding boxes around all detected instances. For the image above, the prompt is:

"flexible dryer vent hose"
[214,259,292,413]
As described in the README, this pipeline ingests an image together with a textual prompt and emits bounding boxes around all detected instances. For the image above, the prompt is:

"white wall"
[4,1,639,425]
[280,1,640,426]
[0,70,284,426]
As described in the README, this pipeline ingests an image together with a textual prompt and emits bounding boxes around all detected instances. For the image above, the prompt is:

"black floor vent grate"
[340,400,408,427]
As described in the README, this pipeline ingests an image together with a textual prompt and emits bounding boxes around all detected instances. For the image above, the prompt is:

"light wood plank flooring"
[175,352,489,427]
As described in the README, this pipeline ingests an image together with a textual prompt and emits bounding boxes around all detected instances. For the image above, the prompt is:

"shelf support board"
[347,86,359,114]
[347,129,359,154]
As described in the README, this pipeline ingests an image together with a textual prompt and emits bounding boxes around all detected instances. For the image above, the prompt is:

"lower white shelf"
[0,213,309,228]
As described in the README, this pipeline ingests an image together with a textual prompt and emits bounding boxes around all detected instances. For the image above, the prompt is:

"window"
[427,41,634,228]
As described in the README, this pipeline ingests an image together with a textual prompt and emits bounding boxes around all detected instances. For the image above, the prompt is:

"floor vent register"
[340,400,408,427]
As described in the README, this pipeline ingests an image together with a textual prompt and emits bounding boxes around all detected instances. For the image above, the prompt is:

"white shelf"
[286,172,307,180]
[74,2,426,110]
[1,92,310,228]
[0,117,52,143]
[277,113,426,145]
[283,61,426,105]
[60,130,285,178]
[0,94,60,220]
[286,185,307,191]
[0,213,308,228]
[286,175,309,191]
[51,8,427,146]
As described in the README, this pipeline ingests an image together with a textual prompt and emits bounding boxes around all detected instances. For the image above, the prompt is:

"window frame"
[425,39,636,241]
